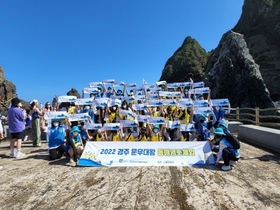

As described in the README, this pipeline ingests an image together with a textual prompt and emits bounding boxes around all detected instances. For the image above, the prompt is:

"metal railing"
[225,107,280,127]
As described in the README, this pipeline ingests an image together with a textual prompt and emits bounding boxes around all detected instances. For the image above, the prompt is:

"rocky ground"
[0,138,280,210]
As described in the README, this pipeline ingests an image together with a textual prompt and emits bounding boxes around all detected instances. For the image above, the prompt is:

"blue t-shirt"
[8,107,25,133]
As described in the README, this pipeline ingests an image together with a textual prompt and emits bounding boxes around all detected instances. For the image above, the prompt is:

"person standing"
[30,99,43,147]
[8,98,26,158]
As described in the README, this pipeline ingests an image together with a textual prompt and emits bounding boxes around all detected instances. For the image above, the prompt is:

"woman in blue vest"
[192,114,213,141]
[212,128,240,171]
[48,119,65,160]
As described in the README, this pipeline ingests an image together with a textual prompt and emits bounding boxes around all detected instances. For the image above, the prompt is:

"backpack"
[225,133,240,149]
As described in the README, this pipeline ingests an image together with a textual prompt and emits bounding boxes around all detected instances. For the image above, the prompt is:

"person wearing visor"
[65,126,84,166]
[47,119,65,160]
[212,128,240,171]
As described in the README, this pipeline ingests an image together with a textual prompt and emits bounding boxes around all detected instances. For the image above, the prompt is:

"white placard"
[68,113,89,122]
[210,98,229,107]
[88,82,103,88]
[108,98,122,107]
[159,91,172,97]
[146,93,159,100]
[193,100,209,107]
[177,99,193,108]
[194,107,212,115]
[57,96,77,103]
[147,100,163,107]
[192,81,204,88]
[134,95,146,101]
[75,98,93,105]
[43,111,67,120]
[83,122,102,130]
[119,120,138,127]
[133,104,148,111]
[137,115,150,123]
[162,99,177,106]
[147,117,165,124]
[180,124,195,132]
[156,81,167,86]
[92,98,109,107]
[83,87,98,94]
[103,123,121,130]
[166,120,181,129]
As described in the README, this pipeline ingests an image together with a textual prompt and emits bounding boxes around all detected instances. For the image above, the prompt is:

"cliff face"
[232,0,280,101]
[159,36,209,83]
[0,66,17,112]
[205,30,274,109]
[159,0,280,107]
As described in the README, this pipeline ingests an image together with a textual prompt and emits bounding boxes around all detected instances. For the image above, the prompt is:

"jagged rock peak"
[159,36,209,83]
[205,30,275,109]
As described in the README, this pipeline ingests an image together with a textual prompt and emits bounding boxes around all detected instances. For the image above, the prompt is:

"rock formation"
[67,88,81,98]
[0,66,18,113]
[233,0,280,101]
[205,30,275,109]
[159,36,209,82]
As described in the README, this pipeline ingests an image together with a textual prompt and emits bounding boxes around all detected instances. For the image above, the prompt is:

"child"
[65,126,84,166]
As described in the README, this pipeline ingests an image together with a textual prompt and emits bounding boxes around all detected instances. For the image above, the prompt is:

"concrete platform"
[238,124,280,153]
[228,121,243,133]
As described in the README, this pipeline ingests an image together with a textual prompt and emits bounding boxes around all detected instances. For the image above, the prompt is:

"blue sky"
[0,0,243,106]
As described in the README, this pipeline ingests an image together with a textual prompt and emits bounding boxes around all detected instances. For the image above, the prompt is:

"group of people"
[1,79,240,171]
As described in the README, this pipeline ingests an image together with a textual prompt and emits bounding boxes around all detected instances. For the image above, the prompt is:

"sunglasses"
[215,134,222,138]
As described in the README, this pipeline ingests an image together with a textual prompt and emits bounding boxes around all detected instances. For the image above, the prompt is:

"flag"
[142,78,148,85]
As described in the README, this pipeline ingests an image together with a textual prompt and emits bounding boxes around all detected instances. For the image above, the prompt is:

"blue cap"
[214,128,225,136]
[218,121,228,129]
[70,126,80,133]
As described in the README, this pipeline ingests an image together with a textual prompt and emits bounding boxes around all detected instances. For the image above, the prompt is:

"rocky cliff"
[233,0,280,101]
[160,0,280,107]
[0,66,18,113]
[205,30,274,109]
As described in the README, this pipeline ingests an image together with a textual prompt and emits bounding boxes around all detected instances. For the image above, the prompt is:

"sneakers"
[66,158,76,166]
[15,151,25,159]
[229,160,237,165]
[10,152,16,158]
[23,135,28,141]
[221,165,232,171]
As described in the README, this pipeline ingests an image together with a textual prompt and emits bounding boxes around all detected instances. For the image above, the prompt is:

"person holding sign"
[192,114,213,141]
[147,124,164,142]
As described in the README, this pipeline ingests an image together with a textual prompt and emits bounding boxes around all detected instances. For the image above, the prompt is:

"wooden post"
[255,107,260,125]
[236,107,239,121]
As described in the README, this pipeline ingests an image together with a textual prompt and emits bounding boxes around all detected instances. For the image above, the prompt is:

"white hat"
[29,99,38,105]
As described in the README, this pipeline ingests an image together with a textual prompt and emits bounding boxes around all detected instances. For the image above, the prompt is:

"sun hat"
[197,114,206,122]
[152,124,160,132]
[214,128,225,136]
[218,121,228,129]
[11,98,21,106]
[70,126,80,133]
[29,99,38,105]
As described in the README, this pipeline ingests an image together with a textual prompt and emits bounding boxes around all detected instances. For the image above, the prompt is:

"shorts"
[11,132,24,140]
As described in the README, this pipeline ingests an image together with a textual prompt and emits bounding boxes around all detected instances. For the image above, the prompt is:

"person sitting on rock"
[211,128,240,171]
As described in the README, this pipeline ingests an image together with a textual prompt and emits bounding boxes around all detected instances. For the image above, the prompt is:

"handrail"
[225,107,280,127]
